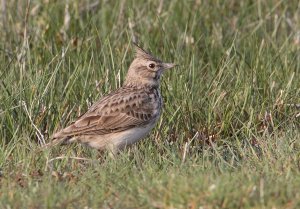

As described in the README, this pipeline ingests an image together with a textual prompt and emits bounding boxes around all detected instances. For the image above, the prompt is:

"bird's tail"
[42,136,73,149]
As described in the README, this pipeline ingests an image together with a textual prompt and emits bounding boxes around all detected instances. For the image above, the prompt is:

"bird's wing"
[53,89,159,138]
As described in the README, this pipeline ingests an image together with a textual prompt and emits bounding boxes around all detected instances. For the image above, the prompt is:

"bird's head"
[124,44,176,88]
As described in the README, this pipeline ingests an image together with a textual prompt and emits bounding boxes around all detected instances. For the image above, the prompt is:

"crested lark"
[51,44,176,151]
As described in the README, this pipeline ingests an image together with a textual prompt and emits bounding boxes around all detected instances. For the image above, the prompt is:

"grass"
[0,0,299,208]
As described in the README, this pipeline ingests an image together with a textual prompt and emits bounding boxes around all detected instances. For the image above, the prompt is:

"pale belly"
[85,122,157,150]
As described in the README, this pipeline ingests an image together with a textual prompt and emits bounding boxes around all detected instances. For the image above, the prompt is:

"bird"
[49,43,176,152]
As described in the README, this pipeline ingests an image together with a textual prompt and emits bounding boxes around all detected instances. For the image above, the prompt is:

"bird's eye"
[148,63,155,69]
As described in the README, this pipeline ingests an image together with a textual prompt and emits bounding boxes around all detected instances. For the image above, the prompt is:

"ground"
[0,0,299,208]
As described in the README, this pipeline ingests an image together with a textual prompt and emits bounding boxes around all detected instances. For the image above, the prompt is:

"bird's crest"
[133,43,161,62]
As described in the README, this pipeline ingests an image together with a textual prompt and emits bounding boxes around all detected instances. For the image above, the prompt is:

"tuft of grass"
[0,0,299,208]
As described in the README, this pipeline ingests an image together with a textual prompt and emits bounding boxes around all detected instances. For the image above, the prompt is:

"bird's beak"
[162,63,177,70]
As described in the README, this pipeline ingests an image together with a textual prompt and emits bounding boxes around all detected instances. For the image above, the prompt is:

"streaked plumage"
[50,44,176,151]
